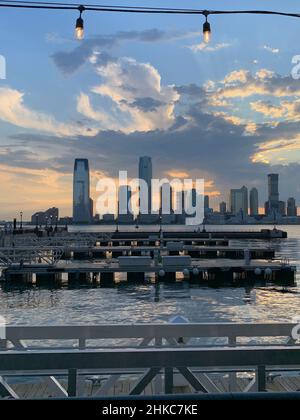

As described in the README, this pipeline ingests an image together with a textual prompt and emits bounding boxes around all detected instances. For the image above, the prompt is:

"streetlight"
[20,211,23,230]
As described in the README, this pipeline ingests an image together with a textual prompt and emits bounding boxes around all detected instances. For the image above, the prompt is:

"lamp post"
[20,211,23,230]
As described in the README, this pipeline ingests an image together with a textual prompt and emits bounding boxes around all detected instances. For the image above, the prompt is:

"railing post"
[228,335,237,391]
[78,338,85,349]
[68,368,77,397]
[0,339,7,350]
[154,337,163,394]
[256,365,266,392]
[164,367,173,394]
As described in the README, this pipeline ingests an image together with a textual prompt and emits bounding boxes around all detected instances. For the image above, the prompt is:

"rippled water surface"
[1,225,300,326]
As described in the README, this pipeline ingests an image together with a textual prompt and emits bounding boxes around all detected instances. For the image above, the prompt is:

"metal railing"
[0,322,300,398]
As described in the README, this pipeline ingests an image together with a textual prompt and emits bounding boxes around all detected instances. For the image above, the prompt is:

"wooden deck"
[7,373,300,398]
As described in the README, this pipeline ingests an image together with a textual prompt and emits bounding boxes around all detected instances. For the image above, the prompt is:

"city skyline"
[9,156,300,222]
[54,157,300,223]
[1,0,300,219]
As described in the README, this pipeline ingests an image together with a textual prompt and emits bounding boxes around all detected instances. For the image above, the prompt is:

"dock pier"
[0,229,295,287]
[2,257,296,287]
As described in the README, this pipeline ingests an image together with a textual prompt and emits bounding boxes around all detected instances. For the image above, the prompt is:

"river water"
[1,225,300,326]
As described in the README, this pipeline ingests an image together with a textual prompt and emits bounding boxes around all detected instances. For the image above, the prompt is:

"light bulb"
[203,20,211,43]
[75,16,84,40]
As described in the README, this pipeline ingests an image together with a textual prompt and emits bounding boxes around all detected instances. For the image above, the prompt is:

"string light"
[75,5,84,40]
[0,1,299,41]
[203,11,211,43]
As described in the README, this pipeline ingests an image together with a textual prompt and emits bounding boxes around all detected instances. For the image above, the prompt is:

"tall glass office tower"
[73,159,92,223]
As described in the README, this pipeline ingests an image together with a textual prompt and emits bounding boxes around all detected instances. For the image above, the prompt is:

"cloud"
[0,88,96,137]
[263,45,280,54]
[3,61,300,216]
[165,170,190,178]
[52,29,199,74]
[210,68,300,100]
[77,56,179,133]
[250,100,285,118]
[188,42,231,52]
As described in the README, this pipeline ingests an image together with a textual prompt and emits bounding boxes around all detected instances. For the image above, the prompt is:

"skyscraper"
[204,195,209,209]
[265,173,285,216]
[139,156,152,214]
[268,174,279,203]
[287,197,297,217]
[230,186,248,216]
[73,158,92,224]
[219,201,227,214]
[249,188,259,216]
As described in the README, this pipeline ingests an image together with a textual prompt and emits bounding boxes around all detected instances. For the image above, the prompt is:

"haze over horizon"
[0,0,300,219]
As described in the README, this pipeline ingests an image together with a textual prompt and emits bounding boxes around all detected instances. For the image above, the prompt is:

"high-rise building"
[265,173,285,216]
[230,186,248,215]
[73,158,92,224]
[268,174,279,203]
[249,188,259,216]
[160,182,173,214]
[139,156,152,214]
[219,201,227,214]
[204,195,209,209]
[287,197,297,217]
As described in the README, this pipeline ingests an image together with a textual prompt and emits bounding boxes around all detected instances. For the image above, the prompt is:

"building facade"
[287,197,297,217]
[230,186,248,216]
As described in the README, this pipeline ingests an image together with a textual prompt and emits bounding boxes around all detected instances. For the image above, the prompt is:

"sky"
[1,0,300,219]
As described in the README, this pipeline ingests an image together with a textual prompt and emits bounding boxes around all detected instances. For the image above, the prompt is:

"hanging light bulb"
[203,12,211,43]
[75,6,84,40]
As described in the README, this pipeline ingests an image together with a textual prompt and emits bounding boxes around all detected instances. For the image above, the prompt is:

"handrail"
[1,322,298,341]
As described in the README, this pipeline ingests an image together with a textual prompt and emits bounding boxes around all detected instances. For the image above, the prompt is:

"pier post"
[162,272,176,282]
[100,272,115,287]
[92,251,106,259]
[111,251,123,258]
[73,251,89,260]
[127,272,145,283]
[68,272,89,283]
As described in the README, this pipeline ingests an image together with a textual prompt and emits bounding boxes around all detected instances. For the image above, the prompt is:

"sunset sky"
[0,0,300,219]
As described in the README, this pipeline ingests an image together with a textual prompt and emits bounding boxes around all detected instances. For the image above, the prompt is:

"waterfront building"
[73,159,92,224]
[230,186,248,216]
[287,197,297,217]
[31,207,59,226]
[219,201,227,214]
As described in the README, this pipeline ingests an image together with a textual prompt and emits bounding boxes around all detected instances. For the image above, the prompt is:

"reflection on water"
[1,225,300,326]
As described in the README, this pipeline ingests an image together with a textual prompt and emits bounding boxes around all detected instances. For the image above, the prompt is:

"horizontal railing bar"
[2,366,300,378]
[6,343,290,352]
[1,346,300,371]
[3,323,297,340]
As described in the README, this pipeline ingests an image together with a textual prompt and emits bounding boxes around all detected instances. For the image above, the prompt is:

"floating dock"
[3,258,296,287]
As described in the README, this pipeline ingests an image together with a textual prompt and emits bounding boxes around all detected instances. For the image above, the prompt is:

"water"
[1,225,300,326]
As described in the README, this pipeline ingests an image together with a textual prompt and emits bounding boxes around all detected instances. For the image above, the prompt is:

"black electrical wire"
[0,0,298,19]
